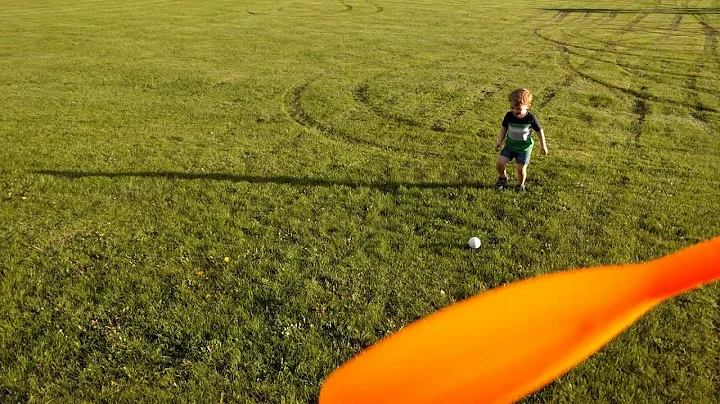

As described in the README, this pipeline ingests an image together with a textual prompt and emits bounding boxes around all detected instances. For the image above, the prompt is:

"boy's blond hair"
[509,88,533,107]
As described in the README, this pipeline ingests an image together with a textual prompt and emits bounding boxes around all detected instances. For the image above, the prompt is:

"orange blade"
[319,237,720,404]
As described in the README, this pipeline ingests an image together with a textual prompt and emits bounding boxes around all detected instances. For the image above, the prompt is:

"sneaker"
[517,184,526,192]
[495,177,508,189]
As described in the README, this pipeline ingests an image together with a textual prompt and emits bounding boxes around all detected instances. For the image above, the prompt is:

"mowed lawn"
[1,0,719,402]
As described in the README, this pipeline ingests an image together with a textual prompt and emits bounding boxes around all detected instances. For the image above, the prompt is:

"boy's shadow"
[33,170,496,192]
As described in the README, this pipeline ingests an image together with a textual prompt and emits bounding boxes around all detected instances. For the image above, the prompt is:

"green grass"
[1,0,719,402]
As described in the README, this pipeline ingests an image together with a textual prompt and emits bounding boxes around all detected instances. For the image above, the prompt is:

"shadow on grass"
[541,7,720,14]
[34,170,494,191]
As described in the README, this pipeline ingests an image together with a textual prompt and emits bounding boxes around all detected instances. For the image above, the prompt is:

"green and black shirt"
[501,111,543,152]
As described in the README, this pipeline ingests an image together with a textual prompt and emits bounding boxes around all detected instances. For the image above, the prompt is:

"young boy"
[494,88,548,191]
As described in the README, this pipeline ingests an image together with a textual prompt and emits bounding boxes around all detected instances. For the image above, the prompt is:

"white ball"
[468,237,481,249]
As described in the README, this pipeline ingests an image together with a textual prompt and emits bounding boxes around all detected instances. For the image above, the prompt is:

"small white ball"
[468,237,481,249]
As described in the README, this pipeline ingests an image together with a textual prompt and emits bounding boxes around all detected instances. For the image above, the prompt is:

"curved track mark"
[625,10,650,32]
[534,28,699,66]
[431,110,467,133]
[430,88,498,132]
[669,14,683,31]
[554,11,569,22]
[284,78,440,158]
[364,0,383,13]
[631,86,649,145]
[523,8,545,22]
[355,79,485,135]
[686,16,719,123]
[339,0,353,12]
[547,31,718,92]
[550,43,719,115]
[535,25,718,148]
[354,82,425,128]
[698,18,718,57]
[537,75,573,110]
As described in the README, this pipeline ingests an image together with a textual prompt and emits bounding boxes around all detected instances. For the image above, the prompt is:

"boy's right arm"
[495,127,507,151]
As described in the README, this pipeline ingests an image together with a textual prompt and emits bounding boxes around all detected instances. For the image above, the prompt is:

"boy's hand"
[537,130,548,156]
[495,142,502,152]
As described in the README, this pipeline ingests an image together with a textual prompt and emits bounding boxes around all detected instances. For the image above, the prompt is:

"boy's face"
[510,103,529,118]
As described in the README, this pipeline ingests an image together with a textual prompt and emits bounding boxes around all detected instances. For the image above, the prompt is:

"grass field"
[1,0,719,402]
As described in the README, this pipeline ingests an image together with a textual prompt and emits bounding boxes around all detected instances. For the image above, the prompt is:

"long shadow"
[34,170,493,191]
[542,7,720,15]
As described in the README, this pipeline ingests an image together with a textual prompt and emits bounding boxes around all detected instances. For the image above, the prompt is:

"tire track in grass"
[537,17,644,241]
[274,0,382,14]
[622,0,660,32]
[549,13,719,154]
[354,81,424,129]
[354,73,487,135]
[669,14,683,31]
[631,86,650,146]
[284,78,397,152]
[247,0,295,15]
[430,109,468,133]
[283,76,441,158]
[534,28,695,65]
[364,0,383,13]
[523,8,546,23]
[686,16,719,127]
[338,0,353,12]
[548,39,720,113]
[536,75,573,110]
[533,15,579,110]
[430,85,501,133]
[542,33,717,92]
[624,9,651,32]
[564,60,719,114]
[534,26,698,64]
[560,20,720,100]
[532,11,594,111]
[697,17,718,67]
[569,27,693,59]
[431,80,499,134]
[535,27,719,115]
[538,16,649,147]
[536,25,719,100]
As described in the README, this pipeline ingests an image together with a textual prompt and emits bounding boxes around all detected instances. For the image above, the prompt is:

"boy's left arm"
[537,129,548,156]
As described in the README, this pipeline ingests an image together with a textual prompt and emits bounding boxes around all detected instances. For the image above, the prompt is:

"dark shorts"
[500,146,531,165]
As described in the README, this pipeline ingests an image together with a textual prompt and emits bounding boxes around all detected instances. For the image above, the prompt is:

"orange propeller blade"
[319,237,720,404]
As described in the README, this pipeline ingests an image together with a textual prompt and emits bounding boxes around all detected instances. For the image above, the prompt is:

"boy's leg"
[496,155,510,189]
[515,150,531,190]
[496,155,510,179]
[516,164,527,187]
